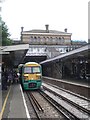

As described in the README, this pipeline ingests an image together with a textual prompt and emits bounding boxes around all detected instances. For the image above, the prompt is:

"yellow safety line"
[0,86,11,120]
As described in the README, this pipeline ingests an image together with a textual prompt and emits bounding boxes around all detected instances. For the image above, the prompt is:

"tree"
[0,17,12,46]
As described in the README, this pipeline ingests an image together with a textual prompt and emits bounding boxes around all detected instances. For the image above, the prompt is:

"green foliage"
[0,17,13,46]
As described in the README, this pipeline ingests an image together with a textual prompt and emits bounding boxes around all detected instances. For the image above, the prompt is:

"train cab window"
[33,67,40,73]
[24,67,32,73]
[24,66,40,74]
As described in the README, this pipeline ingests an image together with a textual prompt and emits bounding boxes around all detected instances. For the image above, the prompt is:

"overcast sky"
[1,0,89,41]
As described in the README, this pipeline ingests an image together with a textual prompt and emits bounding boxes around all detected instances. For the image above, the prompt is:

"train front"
[22,64,42,90]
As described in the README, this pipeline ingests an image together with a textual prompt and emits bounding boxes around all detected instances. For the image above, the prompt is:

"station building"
[21,25,72,45]
[20,25,87,60]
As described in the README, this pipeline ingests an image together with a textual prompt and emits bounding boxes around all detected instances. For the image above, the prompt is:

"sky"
[1,0,89,42]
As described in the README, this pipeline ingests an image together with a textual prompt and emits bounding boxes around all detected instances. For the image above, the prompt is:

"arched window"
[37,37,40,43]
[62,37,64,40]
[38,37,40,40]
[30,36,33,40]
[46,37,49,42]
[59,37,61,40]
[30,36,33,43]
[34,36,37,39]
[61,37,64,44]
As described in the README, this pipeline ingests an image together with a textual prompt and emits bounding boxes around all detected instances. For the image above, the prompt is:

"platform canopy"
[0,44,29,67]
[40,44,90,64]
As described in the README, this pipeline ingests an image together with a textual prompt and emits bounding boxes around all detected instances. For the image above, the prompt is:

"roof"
[24,62,40,66]
[1,44,29,67]
[40,44,90,64]
[1,44,29,52]
[22,29,72,36]
[0,51,9,55]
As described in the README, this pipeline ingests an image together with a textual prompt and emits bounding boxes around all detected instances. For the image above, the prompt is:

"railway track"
[25,88,88,120]
[26,91,43,120]
[26,91,69,120]
[42,76,90,99]
[42,82,90,120]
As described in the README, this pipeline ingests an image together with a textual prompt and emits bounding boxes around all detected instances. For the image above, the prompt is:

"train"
[18,62,42,90]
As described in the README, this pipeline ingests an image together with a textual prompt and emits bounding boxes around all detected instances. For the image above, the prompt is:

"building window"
[46,37,49,42]
[34,36,37,39]
[38,37,40,40]
[62,37,64,39]
[43,37,46,44]
[59,37,61,40]
[30,36,33,42]
[61,37,64,44]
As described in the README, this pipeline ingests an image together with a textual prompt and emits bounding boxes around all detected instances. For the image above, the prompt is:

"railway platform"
[0,84,30,119]
[0,77,90,119]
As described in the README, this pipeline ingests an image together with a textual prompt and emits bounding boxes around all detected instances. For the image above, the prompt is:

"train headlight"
[38,76,41,79]
[36,74,41,79]
[23,74,28,80]
[24,76,28,80]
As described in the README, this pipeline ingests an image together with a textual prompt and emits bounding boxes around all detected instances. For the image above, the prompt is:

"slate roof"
[23,29,71,35]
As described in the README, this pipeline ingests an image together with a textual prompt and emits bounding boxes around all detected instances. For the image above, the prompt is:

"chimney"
[45,24,49,33]
[21,26,24,32]
[21,27,24,42]
[64,28,67,32]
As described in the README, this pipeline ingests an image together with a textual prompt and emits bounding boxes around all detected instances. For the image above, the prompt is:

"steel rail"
[39,90,79,120]
[26,92,42,120]
[43,85,90,115]
[45,82,90,102]
[30,92,44,112]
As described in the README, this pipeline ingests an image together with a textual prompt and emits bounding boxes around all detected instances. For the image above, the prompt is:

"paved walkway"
[1,84,29,119]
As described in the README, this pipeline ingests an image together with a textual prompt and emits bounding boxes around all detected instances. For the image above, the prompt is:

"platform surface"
[1,84,29,119]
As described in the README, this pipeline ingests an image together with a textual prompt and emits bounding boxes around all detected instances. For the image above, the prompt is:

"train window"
[33,67,40,73]
[24,66,40,74]
[24,67,32,73]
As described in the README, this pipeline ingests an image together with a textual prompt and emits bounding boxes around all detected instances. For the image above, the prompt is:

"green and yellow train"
[18,62,42,90]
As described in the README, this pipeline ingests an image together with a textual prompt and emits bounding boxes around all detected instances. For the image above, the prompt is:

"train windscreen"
[24,66,40,74]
